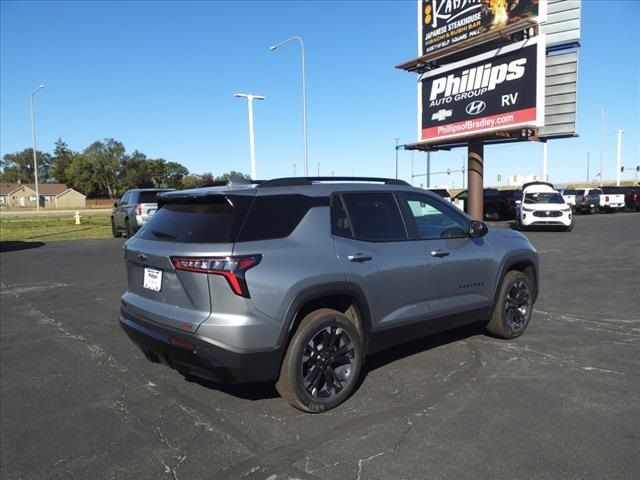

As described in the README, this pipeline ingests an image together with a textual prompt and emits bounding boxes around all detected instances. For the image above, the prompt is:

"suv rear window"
[138,197,240,243]
[139,194,327,243]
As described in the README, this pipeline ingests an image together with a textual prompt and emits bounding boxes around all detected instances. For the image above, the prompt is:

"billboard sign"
[419,36,545,144]
[421,0,547,58]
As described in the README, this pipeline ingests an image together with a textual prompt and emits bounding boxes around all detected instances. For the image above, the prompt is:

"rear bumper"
[119,307,283,384]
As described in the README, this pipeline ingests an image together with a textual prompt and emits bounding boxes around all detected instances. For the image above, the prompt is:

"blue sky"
[1,0,638,187]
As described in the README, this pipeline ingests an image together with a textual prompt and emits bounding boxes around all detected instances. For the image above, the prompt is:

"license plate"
[143,267,162,292]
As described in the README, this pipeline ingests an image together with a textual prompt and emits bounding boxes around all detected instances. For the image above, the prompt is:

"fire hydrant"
[74,211,81,225]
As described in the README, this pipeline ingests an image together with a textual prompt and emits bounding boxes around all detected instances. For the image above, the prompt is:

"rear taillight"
[135,203,142,215]
[581,196,586,204]
[171,255,261,298]
[605,195,609,202]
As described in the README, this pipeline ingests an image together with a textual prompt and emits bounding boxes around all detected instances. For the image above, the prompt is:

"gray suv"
[120,177,538,412]
[112,188,173,238]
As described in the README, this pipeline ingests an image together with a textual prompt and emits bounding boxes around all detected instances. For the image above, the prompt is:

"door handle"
[347,253,373,263]
[430,250,450,258]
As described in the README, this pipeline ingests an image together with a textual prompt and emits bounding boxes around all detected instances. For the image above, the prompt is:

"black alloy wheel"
[301,326,354,399]
[277,308,363,413]
[486,270,533,339]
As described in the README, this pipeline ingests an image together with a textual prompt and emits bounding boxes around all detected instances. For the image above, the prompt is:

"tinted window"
[563,189,578,195]
[138,197,237,243]
[524,192,564,204]
[331,196,353,238]
[341,193,406,242]
[138,191,165,203]
[401,193,467,239]
[120,193,130,205]
[238,195,327,242]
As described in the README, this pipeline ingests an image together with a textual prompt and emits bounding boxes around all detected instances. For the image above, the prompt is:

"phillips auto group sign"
[420,36,545,143]
[421,0,546,57]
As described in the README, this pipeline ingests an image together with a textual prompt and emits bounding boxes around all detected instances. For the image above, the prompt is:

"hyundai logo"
[465,100,486,115]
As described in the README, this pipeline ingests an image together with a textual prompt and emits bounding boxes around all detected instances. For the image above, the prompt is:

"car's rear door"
[332,192,431,331]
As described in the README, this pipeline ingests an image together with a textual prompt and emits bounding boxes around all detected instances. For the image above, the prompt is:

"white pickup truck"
[575,187,626,214]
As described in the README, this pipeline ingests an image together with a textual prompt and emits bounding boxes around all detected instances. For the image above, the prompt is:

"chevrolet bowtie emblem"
[431,109,453,122]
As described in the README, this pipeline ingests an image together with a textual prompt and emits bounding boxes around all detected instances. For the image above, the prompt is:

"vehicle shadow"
[0,241,46,252]
[362,322,484,375]
[184,322,485,402]
[183,376,280,401]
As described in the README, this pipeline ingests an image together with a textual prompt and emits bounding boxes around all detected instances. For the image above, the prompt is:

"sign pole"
[542,142,548,181]
[467,141,484,221]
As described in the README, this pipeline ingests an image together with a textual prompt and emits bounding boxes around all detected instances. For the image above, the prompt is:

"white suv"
[516,182,573,232]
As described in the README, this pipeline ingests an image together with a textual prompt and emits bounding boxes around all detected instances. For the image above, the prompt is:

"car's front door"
[398,192,495,319]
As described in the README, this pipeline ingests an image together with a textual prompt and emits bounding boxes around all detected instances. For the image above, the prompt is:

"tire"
[486,271,533,339]
[125,219,134,238]
[111,218,122,238]
[276,308,363,413]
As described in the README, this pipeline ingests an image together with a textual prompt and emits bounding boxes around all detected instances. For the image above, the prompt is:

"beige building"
[0,183,86,209]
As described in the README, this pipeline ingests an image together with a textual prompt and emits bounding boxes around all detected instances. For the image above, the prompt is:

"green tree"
[214,171,250,182]
[50,138,75,184]
[81,139,125,198]
[0,148,52,183]
[180,175,202,190]
[147,159,188,188]
[65,155,99,196]
[118,150,153,191]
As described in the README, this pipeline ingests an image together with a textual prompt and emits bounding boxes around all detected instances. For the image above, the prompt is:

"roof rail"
[258,176,410,188]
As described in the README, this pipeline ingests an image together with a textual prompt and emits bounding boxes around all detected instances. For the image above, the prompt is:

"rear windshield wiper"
[152,230,177,240]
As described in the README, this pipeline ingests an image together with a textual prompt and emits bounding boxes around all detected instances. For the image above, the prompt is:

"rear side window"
[237,195,325,242]
[138,191,164,203]
[138,197,238,243]
[339,193,407,242]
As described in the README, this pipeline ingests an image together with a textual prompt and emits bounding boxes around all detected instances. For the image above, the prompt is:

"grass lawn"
[0,215,112,242]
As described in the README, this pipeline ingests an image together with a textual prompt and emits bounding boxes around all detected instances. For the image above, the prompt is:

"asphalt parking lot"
[1,212,639,480]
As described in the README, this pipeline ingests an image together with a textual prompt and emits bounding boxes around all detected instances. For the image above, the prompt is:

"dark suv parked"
[120,177,539,412]
[112,188,173,237]
[452,188,521,221]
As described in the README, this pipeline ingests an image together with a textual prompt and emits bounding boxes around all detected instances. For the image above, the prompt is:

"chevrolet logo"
[431,109,453,122]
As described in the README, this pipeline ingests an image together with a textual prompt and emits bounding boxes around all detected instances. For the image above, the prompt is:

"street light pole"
[615,129,624,186]
[234,93,265,179]
[270,36,308,176]
[30,84,44,211]
[592,104,605,187]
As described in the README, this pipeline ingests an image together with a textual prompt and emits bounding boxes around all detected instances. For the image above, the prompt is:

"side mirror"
[469,220,488,238]
[113,201,118,207]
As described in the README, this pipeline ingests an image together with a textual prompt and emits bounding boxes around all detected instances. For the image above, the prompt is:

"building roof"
[0,183,69,196]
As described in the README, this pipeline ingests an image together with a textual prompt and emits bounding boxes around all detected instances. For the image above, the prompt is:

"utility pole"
[317,162,320,176]
[615,129,624,186]
[293,163,296,177]
[394,138,399,179]
[462,155,466,189]
[426,152,431,188]
[586,152,590,183]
